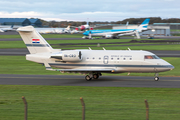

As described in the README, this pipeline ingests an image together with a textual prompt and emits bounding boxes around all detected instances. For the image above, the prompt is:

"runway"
[0,74,179,88]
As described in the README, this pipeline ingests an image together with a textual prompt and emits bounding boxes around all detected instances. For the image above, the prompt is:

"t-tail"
[17,26,53,54]
[136,18,150,32]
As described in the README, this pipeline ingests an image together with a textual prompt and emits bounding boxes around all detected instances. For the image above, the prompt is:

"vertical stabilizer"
[17,26,53,54]
[136,18,150,32]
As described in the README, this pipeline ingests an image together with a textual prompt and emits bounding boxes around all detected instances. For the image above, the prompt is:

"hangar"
[29,19,42,27]
[0,18,31,26]
[0,18,42,27]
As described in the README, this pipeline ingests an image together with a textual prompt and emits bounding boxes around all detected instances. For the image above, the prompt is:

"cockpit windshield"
[144,55,160,59]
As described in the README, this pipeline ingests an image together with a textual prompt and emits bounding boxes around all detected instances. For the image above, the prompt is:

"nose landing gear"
[154,73,159,81]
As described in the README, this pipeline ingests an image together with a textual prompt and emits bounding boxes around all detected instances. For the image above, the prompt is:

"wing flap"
[48,68,115,72]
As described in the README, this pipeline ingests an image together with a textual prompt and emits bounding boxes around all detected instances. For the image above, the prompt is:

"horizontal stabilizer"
[17,26,33,32]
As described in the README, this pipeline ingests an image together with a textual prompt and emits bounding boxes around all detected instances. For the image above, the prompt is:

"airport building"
[0,18,42,27]
[29,19,42,27]
[153,23,180,30]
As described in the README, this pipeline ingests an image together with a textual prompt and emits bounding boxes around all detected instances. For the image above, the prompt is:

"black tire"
[93,74,99,79]
[154,77,159,81]
[85,75,92,81]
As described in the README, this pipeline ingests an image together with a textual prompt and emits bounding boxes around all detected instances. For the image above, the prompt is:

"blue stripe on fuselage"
[83,29,134,36]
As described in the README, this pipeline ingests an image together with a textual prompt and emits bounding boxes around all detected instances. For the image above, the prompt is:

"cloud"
[0,0,180,21]
[0,11,43,18]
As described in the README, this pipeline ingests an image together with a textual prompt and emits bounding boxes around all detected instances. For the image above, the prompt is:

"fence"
[21,96,149,120]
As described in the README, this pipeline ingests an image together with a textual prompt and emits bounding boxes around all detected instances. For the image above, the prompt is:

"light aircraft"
[82,18,150,39]
[0,25,14,32]
[17,26,174,81]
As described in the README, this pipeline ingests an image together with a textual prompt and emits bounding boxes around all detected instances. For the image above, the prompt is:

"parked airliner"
[83,18,150,39]
[0,25,14,32]
[17,26,174,81]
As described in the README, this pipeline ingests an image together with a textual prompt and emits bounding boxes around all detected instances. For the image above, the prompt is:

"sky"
[0,0,179,22]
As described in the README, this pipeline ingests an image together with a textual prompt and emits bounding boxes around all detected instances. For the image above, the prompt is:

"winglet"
[136,18,150,32]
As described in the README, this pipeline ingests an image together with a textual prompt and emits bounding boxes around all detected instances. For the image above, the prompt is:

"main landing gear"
[85,72,101,81]
[154,73,159,81]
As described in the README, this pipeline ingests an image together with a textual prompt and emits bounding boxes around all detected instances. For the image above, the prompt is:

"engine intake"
[51,51,82,62]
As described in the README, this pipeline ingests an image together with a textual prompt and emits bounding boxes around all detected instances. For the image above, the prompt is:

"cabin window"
[111,58,113,60]
[87,57,89,59]
[99,57,101,60]
[117,58,119,60]
[130,58,132,60]
[144,55,160,59]
[92,57,95,59]
[123,58,126,60]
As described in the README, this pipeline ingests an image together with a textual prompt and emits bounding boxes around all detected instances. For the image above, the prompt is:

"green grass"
[1,39,180,51]
[0,56,178,77]
[0,34,83,39]
[0,34,21,39]
[0,85,179,120]
[57,44,180,51]
[0,41,26,49]
[42,34,83,38]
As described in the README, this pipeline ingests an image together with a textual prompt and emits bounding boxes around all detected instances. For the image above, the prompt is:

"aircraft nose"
[169,65,174,70]
[164,61,174,70]
[157,60,174,72]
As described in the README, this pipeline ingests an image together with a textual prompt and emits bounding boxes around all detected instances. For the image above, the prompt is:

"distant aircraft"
[17,26,174,81]
[73,22,93,31]
[0,25,14,32]
[82,18,150,39]
[35,25,70,34]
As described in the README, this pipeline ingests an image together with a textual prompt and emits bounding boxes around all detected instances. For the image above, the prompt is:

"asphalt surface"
[0,48,179,57]
[0,74,179,88]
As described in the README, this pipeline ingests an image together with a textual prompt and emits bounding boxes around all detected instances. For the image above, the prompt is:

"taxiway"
[0,74,179,88]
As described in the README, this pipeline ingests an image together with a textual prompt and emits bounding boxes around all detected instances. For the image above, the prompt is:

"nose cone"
[157,59,174,72]
[83,31,89,36]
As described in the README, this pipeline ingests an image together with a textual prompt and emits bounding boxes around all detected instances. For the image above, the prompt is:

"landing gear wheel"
[154,77,159,81]
[85,75,92,81]
[93,74,99,79]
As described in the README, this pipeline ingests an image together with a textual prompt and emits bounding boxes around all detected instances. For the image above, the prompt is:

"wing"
[46,68,115,73]
[43,61,115,73]
[54,69,115,72]
[111,29,135,36]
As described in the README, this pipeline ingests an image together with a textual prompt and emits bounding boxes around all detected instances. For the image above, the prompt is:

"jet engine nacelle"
[105,35,113,39]
[51,51,82,62]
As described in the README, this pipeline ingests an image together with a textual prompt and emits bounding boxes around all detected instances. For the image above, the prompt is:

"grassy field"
[0,34,83,39]
[1,38,180,50]
[0,85,180,120]
[0,56,178,77]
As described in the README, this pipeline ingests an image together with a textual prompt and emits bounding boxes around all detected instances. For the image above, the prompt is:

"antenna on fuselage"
[128,48,131,51]
[103,47,106,50]
[89,47,92,50]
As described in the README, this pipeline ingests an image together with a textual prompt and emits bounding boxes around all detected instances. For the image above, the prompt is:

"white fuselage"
[26,50,174,73]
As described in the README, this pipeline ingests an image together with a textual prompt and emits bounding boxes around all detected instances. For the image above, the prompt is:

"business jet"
[0,25,14,32]
[83,18,150,39]
[17,26,174,81]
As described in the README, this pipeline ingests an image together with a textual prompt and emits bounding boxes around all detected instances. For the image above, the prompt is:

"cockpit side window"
[144,55,160,59]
